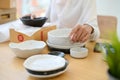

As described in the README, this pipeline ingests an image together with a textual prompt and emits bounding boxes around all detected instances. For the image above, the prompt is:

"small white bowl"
[9,40,46,58]
[70,47,88,58]
[47,29,85,46]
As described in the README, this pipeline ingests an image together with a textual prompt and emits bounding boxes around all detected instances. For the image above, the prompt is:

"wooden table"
[0,40,108,80]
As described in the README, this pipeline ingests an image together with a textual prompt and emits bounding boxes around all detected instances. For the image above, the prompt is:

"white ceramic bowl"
[23,55,66,71]
[47,29,84,46]
[23,54,68,78]
[9,40,46,58]
[70,47,88,58]
[46,40,82,49]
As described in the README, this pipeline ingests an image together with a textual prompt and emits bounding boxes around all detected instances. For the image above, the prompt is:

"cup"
[70,47,88,58]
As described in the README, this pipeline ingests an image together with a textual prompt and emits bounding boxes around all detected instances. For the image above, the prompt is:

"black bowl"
[20,16,48,27]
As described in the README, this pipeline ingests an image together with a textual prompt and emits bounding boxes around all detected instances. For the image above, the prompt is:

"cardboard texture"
[0,0,16,8]
[0,8,16,24]
[10,25,56,43]
[97,15,117,40]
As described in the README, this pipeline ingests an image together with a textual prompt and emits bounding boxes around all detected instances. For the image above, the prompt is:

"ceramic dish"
[26,60,68,75]
[47,29,85,46]
[46,41,82,49]
[23,54,68,78]
[20,16,48,27]
[70,47,88,58]
[27,68,67,78]
[9,40,46,58]
[23,55,66,71]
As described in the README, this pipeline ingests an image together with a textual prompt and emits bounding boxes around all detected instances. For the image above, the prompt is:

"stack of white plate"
[23,55,68,78]
[47,29,85,49]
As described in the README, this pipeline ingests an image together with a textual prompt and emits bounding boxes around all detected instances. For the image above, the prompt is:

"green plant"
[105,35,120,79]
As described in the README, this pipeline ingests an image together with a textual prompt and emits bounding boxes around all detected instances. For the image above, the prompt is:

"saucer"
[24,55,66,71]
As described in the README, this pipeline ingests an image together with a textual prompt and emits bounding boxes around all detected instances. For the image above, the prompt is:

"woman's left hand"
[69,24,93,43]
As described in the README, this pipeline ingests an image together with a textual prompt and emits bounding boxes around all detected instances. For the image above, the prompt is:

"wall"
[16,0,50,17]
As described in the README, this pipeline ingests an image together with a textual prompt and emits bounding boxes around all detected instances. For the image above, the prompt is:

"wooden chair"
[97,15,117,40]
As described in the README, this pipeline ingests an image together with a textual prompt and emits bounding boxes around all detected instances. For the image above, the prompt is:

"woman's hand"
[22,14,36,19]
[69,24,93,43]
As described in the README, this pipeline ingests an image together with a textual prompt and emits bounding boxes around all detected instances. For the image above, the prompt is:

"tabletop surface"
[0,40,108,80]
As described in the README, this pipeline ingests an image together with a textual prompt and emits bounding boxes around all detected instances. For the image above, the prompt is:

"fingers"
[75,26,85,42]
[70,24,93,43]
[31,14,36,19]
[22,14,31,18]
[78,27,90,41]
[22,14,36,19]
[69,25,80,37]
[80,33,90,42]
[69,24,82,42]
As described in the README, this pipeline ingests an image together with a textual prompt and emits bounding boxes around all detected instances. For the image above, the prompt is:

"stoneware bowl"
[47,29,85,46]
[23,54,68,78]
[70,47,88,58]
[9,40,46,58]
[20,16,48,27]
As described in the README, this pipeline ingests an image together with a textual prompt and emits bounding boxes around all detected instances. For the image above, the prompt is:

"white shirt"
[45,0,100,41]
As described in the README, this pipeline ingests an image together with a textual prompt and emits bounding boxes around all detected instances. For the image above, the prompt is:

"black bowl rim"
[20,16,48,21]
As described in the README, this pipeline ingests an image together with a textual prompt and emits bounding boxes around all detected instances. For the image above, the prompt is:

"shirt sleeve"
[45,0,52,22]
[77,0,100,41]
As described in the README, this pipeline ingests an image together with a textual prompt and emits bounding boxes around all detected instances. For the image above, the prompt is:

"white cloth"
[0,20,22,43]
[45,0,100,41]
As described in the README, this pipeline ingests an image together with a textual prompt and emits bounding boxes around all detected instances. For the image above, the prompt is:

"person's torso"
[50,0,85,28]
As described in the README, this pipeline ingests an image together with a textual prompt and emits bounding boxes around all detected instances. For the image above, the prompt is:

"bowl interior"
[48,29,71,37]
[9,40,46,50]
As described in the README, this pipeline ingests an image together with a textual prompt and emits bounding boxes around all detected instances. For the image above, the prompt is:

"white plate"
[28,68,67,78]
[46,41,83,49]
[23,55,66,71]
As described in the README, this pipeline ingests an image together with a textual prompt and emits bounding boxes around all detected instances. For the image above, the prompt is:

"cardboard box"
[0,0,16,8]
[10,25,56,43]
[0,8,16,24]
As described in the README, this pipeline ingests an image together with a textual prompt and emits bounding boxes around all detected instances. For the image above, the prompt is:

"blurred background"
[0,0,120,39]
[16,0,50,17]
[16,0,120,39]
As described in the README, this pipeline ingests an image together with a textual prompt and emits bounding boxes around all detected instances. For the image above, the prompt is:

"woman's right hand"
[23,14,36,19]
[30,14,36,19]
